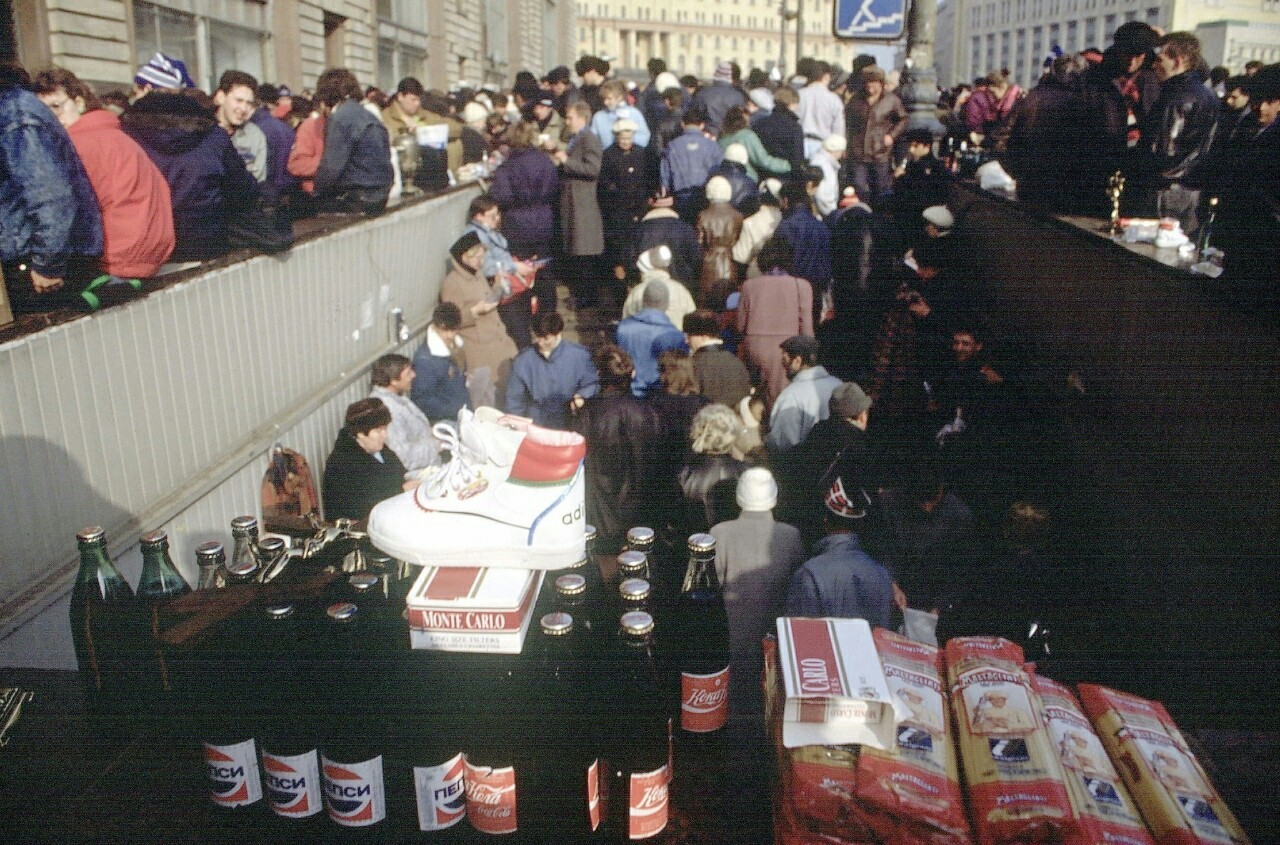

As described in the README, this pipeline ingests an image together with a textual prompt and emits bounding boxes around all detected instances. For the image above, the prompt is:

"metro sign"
[835,0,908,40]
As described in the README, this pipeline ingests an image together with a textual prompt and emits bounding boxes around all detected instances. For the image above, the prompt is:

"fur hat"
[345,398,392,434]
[736,467,778,512]
[449,231,483,262]
[654,71,681,93]
[612,118,638,134]
[922,205,954,231]
[461,101,489,124]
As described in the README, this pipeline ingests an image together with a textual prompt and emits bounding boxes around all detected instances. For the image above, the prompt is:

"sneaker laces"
[422,419,487,499]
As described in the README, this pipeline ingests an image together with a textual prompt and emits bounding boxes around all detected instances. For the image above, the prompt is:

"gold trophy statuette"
[1108,171,1125,237]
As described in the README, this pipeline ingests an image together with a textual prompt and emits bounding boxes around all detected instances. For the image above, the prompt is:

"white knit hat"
[737,467,778,512]
[706,175,732,203]
[724,143,749,165]
[636,245,672,274]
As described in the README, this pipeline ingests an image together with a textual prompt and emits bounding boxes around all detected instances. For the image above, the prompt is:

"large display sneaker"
[368,408,588,570]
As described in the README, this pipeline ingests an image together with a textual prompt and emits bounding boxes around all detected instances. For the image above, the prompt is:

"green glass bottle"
[137,530,192,696]
[69,526,136,712]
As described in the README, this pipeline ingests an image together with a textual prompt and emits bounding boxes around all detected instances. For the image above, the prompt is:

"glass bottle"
[69,526,137,712]
[195,541,226,590]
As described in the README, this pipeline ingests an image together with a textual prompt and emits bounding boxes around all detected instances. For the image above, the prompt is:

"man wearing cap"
[710,467,806,713]
[531,94,569,153]
[766,335,843,452]
[625,246,697,328]
[891,127,949,226]
[845,65,906,200]
[132,52,194,100]
[779,381,877,548]
[591,79,651,149]
[271,85,294,120]
[545,65,576,117]
[635,190,702,288]
[322,398,418,526]
[691,61,747,136]
[252,82,297,205]
[809,134,847,218]
[746,86,774,127]
[797,61,846,159]
[785,475,897,629]
[615,280,688,396]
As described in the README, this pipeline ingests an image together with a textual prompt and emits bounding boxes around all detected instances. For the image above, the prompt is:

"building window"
[1104,13,1117,40]
[133,2,199,84]
[1146,7,1161,23]
[209,20,266,86]
[1086,17,1097,46]
[971,36,982,78]
[1067,20,1078,51]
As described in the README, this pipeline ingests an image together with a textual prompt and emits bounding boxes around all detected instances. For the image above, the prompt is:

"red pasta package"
[853,629,972,845]
[1031,675,1155,845]
[945,637,1076,845]
[1076,684,1250,845]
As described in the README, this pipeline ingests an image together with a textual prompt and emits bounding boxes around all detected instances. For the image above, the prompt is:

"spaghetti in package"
[1030,675,1154,845]
[1076,684,1251,845]
[945,637,1075,845]
[854,629,972,845]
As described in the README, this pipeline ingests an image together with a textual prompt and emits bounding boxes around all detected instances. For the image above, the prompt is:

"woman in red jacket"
[33,68,175,280]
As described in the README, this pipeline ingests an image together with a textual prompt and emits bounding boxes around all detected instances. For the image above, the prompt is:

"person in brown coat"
[696,175,744,309]
[736,236,813,410]
[554,101,606,307]
[439,231,518,409]
[844,66,907,200]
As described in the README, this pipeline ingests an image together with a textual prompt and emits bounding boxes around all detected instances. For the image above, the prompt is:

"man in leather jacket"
[1130,32,1220,236]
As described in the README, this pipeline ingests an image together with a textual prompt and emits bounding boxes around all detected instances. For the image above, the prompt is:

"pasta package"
[1031,675,1154,845]
[1077,684,1251,845]
[855,629,972,844]
[945,637,1075,845]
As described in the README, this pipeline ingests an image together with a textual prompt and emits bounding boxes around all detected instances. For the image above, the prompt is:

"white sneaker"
[368,414,587,569]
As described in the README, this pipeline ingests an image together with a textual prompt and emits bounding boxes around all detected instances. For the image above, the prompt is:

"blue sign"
[834,0,907,40]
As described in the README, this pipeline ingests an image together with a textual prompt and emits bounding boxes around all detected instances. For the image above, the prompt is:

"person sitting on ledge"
[321,398,418,526]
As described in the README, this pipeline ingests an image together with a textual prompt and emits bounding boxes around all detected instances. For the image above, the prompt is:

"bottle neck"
[682,553,719,594]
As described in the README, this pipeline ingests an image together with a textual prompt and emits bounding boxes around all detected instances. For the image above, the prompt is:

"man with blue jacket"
[1,64,103,313]
[505,311,598,429]
[615,280,688,396]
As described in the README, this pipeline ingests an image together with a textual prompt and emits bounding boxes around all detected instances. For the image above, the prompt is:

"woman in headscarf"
[439,230,518,409]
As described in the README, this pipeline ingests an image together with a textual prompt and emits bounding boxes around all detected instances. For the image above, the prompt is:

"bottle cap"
[620,610,654,636]
[555,573,587,596]
[76,526,106,543]
[584,524,597,543]
[258,537,286,555]
[265,602,295,620]
[230,515,259,534]
[349,572,378,592]
[619,578,651,601]
[139,529,169,547]
[617,551,647,574]
[626,526,655,547]
[194,541,225,561]
[327,602,359,621]
[541,612,574,635]
[687,533,717,553]
[225,557,258,579]
[566,555,590,570]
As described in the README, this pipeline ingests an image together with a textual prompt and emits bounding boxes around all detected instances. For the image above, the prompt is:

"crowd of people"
[5,30,1278,707]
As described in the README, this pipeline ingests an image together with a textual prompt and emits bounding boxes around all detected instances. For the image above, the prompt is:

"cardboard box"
[406,566,543,654]
[774,617,905,750]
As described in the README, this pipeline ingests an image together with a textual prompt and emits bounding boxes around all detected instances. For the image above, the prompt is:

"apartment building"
[3,0,574,93]
[936,0,1280,89]
[573,0,868,80]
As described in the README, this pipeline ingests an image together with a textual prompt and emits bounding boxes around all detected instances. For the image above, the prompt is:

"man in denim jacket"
[1,65,103,313]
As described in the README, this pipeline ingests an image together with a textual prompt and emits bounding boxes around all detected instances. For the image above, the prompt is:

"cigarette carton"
[406,565,543,654]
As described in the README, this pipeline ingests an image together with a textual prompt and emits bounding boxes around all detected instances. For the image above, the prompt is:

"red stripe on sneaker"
[509,437,587,484]
[423,567,484,600]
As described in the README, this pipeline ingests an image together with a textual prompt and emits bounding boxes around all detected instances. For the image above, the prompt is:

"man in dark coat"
[573,345,666,555]
[322,398,411,526]
[635,191,702,288]
[1128,31,1220,236]
[774,180,832,303]
[312,68,393,215]
[999,56,1092,214]
[755,86,805,175]
[691,61,747,136]
[555,101,605,306]
[411,302,468,422]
